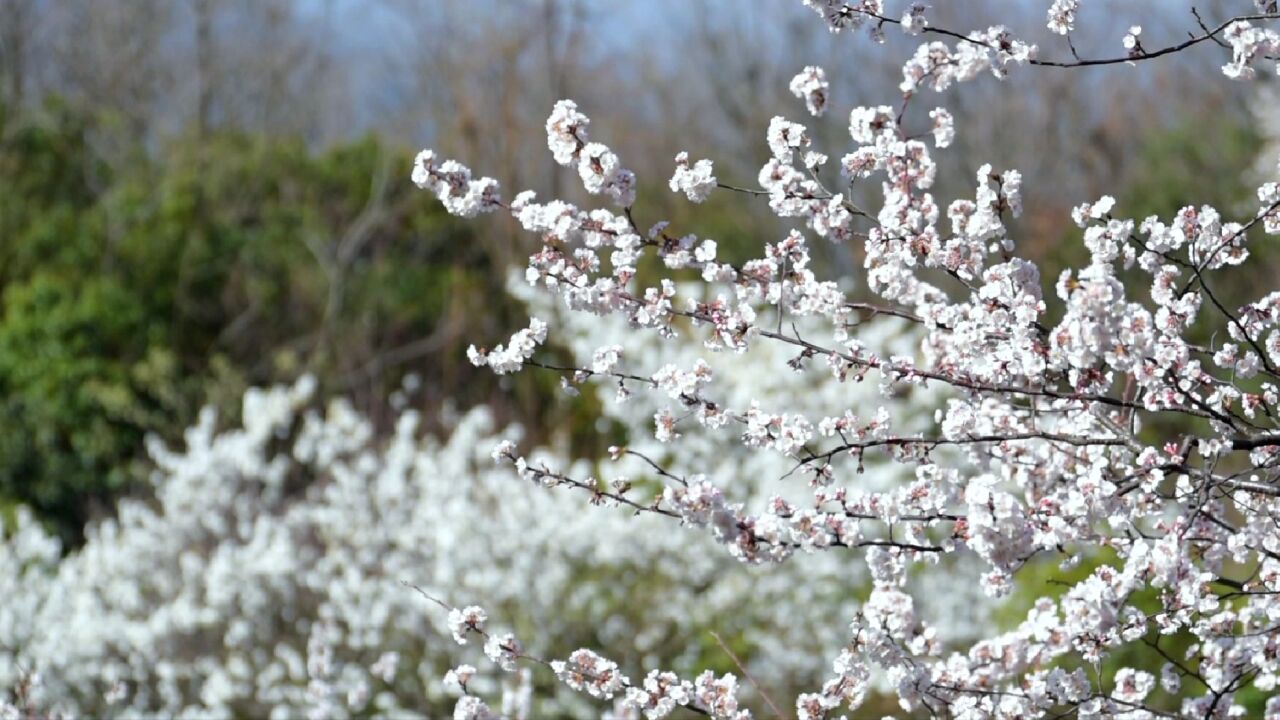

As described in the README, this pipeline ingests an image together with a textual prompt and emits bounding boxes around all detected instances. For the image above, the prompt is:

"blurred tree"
[0,101,602,545]
[0,0,35,107]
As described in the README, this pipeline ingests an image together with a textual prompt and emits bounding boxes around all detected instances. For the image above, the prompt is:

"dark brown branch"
[855,9,1280,70]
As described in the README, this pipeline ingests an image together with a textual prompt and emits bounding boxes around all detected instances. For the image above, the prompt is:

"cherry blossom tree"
[413,2,1280,718]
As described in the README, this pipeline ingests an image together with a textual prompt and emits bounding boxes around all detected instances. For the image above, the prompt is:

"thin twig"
[708,631,790,720]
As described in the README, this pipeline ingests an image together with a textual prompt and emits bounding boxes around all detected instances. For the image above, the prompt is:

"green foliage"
[1033,112,1263,308]
[0,275,149,519]
[0,100,558,544]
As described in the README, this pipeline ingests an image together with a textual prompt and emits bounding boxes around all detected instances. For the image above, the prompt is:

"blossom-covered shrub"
[0,289,938,719]
[407,2,1280,718]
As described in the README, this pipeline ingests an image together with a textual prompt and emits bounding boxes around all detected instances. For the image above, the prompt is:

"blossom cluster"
[546,99,636,207]
[411,149,501,218]
[466,317,548,374]
[788,65,830,117]
[667,152,716,203]
[1046,0,1080,36]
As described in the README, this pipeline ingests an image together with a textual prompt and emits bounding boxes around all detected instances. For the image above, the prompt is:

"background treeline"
[0,0,1270,544]
[0,106,568,542]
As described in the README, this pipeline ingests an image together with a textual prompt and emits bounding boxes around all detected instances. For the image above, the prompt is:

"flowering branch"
[412,2,1280,716]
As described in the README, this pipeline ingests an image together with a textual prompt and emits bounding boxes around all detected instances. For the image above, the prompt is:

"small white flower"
[788,65,830,117]
[484,633,522,671]
[444,664,477,694]
[669,152,717,203]
[448,606,488,644]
